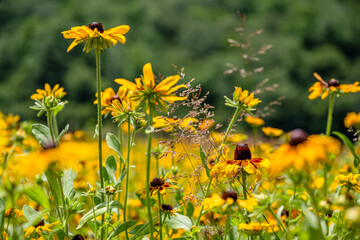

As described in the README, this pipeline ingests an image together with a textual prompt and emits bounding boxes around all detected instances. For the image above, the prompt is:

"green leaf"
[186,201,194,218]
[333,131,360,167]
[62,168,77,199]
[77,201,123,229]
[0,199,5,231]
[165,213,193,232]
[129,219,158,239]
[32,123,53,147]
[108,220,138,239]
[23,186,51,209]
[57,124,69,142]
[45,167,64,209]
[106,133,122,155]
[105,155,117,183]
[200,144,210,178]
[23,205,43,227]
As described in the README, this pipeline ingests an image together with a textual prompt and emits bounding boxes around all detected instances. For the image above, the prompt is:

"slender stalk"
[47,111,56,145]
[268,207,287,235]
[225,212,234,240]
[95,46,105,240]
[52,113,59,138]
[117,124,123,226]
[325,92,335,136]
[242,172,247,200]
[145,103,155,240]
[92,195,98,240]
[106,194,111,239]
[123,116,131,240]
[157,193,163,240]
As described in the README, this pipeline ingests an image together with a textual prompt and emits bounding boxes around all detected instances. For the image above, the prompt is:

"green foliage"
[164,213,193,232]
[333,131,360,167]
[31,123,52,147]
[108,220,138,239]
[23,185,51,209]
[22,205,43,228]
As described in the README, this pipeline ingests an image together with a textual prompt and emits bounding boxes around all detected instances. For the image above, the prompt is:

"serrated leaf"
[105,155,117,183]
[77,201,123,229]
[106,133,122,155]
[32,123,53,147]
[23,205,43,227]
[165,213,193,232]
[57,124,69,142]
[333,131,360,167]
[62,168,77,199]
[23,186,51,209]
[108,220,138,239]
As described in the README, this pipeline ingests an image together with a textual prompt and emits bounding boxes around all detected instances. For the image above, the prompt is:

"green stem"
[95,46,105,240]
[52,113,59,139]
[123,116,131,240]
[325,92,335,136]
[158,193,163,240]
[145,103,155,240]
[47,111,56,145]
[268,207,287,235]
[117,124,123,230]
[242,172,247,200]
[92,195,98,240]
[106,194,111,239]
[225,212,234,240]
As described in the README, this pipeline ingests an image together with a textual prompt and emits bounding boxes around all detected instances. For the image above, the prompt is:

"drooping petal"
[114,78,138,91]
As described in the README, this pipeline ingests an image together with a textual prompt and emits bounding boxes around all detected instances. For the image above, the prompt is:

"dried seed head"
[221,190,238,201]
[150,177,165,187]
[234,144,252,160]
[88,22,104,33]
[289,129,308,146]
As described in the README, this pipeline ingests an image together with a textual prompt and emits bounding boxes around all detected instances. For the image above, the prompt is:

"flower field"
[1,19,360,240]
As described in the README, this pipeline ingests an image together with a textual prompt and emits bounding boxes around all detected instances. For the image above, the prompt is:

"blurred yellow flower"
[144,173,179,197]
[210,132,247,144]
[335,173,360,193]
[308,72,360,100]
[30,83,66,101]
[24,220,60,238]
[198,119,215,130]
[262,127,283,137]
[238,222,275,234]
[94,86,128,115]
[153,116,198,132]
[5,207,23,218]
[245,116,265,127]
[115,63,187,113]
[62,22,130,52]
[344,112,360,128]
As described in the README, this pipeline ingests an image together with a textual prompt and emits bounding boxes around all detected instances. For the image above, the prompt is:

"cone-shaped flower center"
[289,129,308,146]
[72,235,85,240]
[221,190,238,201]
[161,204,173,211]
[150,177,165,187]
[88,22,104,33]
[234,144,252,160]
[35,220,45,227]
[328,79,340,87]
[172,115,179,120]
[111,95,120,103]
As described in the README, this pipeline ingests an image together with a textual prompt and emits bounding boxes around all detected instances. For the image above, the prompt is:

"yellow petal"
[105,25,131,35]
[142,63,155,89]
[154,75,181,92]
[114,78,138,91]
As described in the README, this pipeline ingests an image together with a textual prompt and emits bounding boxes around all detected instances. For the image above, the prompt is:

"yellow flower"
[115,63,187,113]
[225,87,261,109]
[1,231,8,240]
[202,191,257,211]
[335,173,360,193]
[210,132,248,144]
[271,129,341,175]
[24,220,60,238]
[245,116,265,127]
[344,112,360,128]
[262,127,283,137]
[198,119,215,130]
[238,222,275,234]
[308,72,360,100]
[94,86,128,115]
[142,173,179,197]
[210,144,270,179]
[152,116,198,132]
[62,22,130,52]
[30,83,66,101]
[160,204,179,218]
[5,207,23,218]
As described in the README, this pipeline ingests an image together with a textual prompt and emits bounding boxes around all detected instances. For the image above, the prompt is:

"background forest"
[1,0,359,133]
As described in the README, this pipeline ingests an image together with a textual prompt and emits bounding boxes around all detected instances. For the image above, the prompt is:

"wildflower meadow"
[1,8,360,240]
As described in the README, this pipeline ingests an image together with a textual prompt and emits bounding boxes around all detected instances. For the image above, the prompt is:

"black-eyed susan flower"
[225,87,261,111]
[245,116,265,127]
[160,204,178,219]
[31,84,66,101]
[115,63,187,113]
[153,116,198,132]
[308,72,360,100]
[210,132,248,144]
[271,129,341,175]
[238,222,276,235]
[24,220,60,238]
[202,190,258,211]
[143,173,179,197]
[336,173,360,193]
[94,86,128,115]
[210,144,270,179]
[262,127,283,137]
[5,207,23,218]
[344,112,360,128]
[62,22,130,52]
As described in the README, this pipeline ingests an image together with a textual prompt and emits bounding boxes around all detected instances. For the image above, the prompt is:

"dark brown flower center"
[72,235,85,240]
[221,190,238,201]
[161,204,173,211]
[35,219,45,227]
[172,115,179,120]
[328,79,340,87]
[150,177,165,187]
[111,95,120,103]
[234,144,252,160]
[289,129,308,146]
[88,22,104,33]
[281,209,289,217]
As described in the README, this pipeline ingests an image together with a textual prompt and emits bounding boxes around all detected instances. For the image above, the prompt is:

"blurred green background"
[1,0,359,134]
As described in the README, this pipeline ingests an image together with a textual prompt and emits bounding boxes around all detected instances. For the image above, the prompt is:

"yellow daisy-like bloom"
[344,112,360,128]
[335,173,360,193]
[94,86,128,115]
[5,207,23,218]
[262,127,283,137]
[233,87,262,108]
[271,129,341,175]
[160,204,179,218]
[198,119,215,130]
[238,222,275,234]
[30,83,66,101]
[210,144,270,179]
[245,116,265,127]
[308,72,360,100]
[202,191,258,211]
[24,220,60,238]
[142,173,179,197]
[153,116,198,132]
[115,63,187,113]
[62,22,130,52]
[210,132,248,144]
